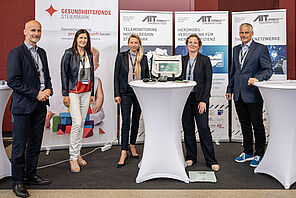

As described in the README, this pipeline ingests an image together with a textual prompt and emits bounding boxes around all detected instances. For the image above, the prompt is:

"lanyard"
[80,50,87,76]
[240,46,249,66]
[29,48,41,78]
[129,52,137,80]
[187,58,197,80]
[80,50,86,69]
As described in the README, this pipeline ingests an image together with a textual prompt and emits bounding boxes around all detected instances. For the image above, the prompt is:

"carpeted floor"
[0,142,295,190]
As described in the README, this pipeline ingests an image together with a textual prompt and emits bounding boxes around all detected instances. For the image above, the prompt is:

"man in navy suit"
[226,23,273,167]
[7,20,52,197]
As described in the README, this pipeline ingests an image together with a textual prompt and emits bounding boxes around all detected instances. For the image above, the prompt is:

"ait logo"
[45,4,58,17]
[197,16,212,23]
[254,15,269,22]
[142,16,157,22]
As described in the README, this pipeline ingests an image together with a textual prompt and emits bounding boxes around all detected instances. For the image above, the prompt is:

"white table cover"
[0,85,12,179]
[254,80,296,189]
[129,80,196,183]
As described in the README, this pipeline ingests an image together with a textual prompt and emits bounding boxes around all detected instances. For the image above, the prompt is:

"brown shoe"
[211,164,220,172]
[78,155,87,166]
[70,160,80,173]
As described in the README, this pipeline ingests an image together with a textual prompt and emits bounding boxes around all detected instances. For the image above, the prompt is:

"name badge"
[82,80,89,85]
[40,82,45,90]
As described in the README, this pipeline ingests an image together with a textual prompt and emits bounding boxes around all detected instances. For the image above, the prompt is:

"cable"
[37,146,102,170]
[37,139,117,170]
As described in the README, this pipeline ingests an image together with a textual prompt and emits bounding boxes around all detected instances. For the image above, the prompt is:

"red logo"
[45,5,58,17]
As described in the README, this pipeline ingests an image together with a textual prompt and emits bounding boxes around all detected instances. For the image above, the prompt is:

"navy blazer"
[7,43,53,114]
[180,53,213,104]
[226,40,273,103]
[114,50,149,97]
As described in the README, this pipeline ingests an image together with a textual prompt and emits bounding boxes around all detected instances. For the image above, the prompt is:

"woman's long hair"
[128,34,143,77]
[72,29,91,53]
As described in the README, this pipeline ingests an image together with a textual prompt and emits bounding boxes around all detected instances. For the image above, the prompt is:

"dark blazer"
[226,40,273,103]
[180,53,212,104]
[61,47,94,97]
[7,43,53,114]
[114,50,149,97]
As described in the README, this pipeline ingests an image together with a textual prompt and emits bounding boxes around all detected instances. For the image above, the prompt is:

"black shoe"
[117,153,128,168]
[12,184,29,198]
[130,154,139,159]
[24,175,51,185]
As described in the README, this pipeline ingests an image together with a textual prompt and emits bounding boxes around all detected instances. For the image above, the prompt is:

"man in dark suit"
[7,20,52,197]
[226,23,273,167]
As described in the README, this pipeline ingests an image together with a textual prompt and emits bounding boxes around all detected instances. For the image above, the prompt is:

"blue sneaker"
[235,153,254,163]
[250,155,262,167]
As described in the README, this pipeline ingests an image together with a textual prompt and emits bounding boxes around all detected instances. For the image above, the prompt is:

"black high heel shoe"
[128,147,140,159]
[117,153,128,168]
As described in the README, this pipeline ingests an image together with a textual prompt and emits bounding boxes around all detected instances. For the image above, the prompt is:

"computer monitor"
[151,54,182,78]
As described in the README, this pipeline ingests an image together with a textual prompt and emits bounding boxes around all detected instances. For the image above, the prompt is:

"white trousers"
[69,92,91,161]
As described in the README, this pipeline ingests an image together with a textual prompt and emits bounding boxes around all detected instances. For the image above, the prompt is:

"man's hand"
[248,78,259,86]
[63,96,70,107]
[198,102,207,114]
[114,97,121,104]
[43,89,51,96]
[225,93,232,100]
[37,90,50,101]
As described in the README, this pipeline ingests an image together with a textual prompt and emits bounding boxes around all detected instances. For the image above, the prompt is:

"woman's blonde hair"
[128,34,143,77]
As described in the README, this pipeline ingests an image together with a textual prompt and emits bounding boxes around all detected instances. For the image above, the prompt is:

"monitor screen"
[151,54,182,77]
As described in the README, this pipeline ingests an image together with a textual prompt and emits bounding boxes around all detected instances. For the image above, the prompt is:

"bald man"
[7,20,52,197]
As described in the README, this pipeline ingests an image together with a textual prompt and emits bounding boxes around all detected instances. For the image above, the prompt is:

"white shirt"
[239,40,252,69]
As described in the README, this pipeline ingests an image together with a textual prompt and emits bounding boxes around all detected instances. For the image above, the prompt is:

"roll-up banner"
[120,10,173,142]
[175,11,229,142]
[36,0,118,150]
[231,9,287,141]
